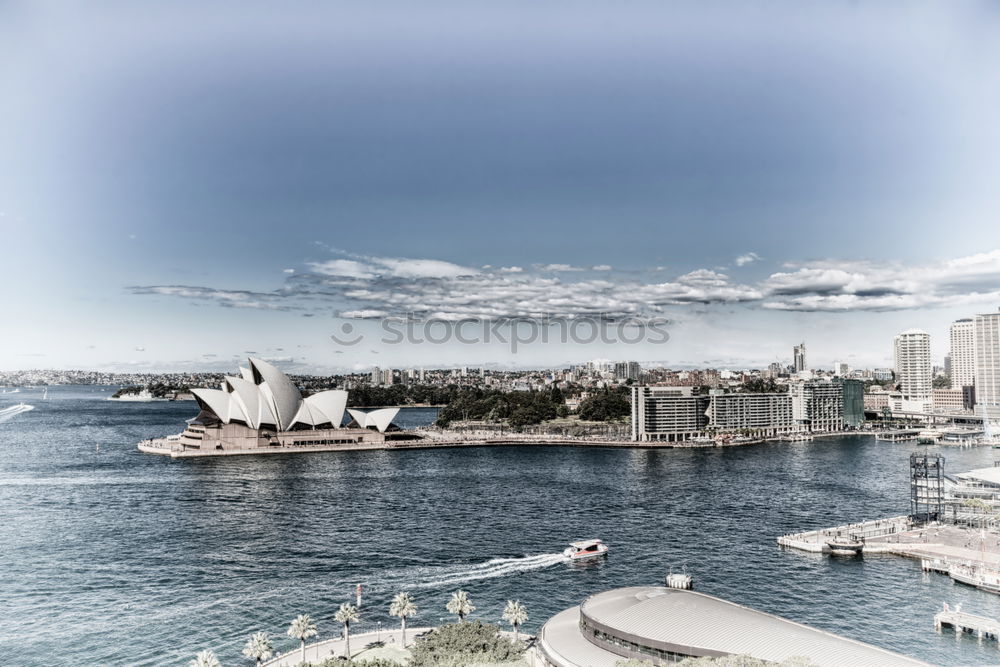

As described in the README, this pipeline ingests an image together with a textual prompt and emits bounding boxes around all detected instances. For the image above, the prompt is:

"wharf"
[935,608,1000,642]
[875,430,921,442]
[138,433,764,458]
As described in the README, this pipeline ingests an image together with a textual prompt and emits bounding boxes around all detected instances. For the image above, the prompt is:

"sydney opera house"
[139,357,401,457]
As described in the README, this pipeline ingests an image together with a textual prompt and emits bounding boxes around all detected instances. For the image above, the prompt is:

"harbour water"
[2,386,1000,666]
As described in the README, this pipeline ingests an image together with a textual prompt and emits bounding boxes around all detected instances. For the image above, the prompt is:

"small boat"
[826,538,864,555]
[563,539,608,560]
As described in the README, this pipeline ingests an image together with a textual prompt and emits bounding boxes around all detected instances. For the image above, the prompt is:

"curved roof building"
[188,357,399,435]
[537,586,928,667]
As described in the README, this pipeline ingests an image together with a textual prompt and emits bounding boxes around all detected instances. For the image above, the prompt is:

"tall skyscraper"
[949,318,976,389]
[793,343,807,372]
[974,309,1000,407]
[894,329,932,411]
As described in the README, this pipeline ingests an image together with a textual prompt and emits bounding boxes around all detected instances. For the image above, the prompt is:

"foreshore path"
[262,627,433,667]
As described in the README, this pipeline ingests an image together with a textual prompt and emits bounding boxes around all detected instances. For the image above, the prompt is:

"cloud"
[592,265,613,271]
[283,268,295,274]
[536,263,585,272]
[129,249,1000,319]
[735,252,761,266]
[134,346,146,352]
[760,250,1000,311]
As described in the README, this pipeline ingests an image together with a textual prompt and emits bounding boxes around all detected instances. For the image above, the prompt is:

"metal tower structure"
[910,452,945,523]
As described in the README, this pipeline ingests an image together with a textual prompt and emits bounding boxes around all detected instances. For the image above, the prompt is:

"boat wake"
[410,553,567,589]
[0,404,34,423]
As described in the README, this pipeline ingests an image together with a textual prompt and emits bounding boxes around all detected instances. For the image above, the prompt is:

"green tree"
[501,600,528,642]
[287,613,318,665]
[335,603,361,658]
[446,590,475,622]
[409,621,522,667]
[389,591,418,645]
[242,632,274,666]
[189,649,221,667]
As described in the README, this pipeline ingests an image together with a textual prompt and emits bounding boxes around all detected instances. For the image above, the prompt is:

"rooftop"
[540,586,929,667]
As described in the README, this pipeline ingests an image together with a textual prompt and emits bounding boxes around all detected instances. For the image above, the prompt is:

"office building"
[949,318,976,389]
[793,343,807,372]
[974,310,1000,407]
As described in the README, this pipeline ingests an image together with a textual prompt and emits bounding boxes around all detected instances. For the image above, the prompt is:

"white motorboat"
[563,538,608,560]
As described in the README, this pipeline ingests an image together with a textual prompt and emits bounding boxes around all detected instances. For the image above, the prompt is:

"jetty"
[934,606,1000,642]
[875,429,921,442]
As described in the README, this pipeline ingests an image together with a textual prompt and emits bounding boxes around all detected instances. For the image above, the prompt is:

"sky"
[2,1,1000,373]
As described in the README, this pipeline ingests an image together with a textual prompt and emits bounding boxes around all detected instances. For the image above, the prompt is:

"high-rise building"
[370,366,381,386]
[793,343,807,372]
[893,329,932,412]
[974,309,1000,407]
[614,361,642,381]
[949,318,976,389]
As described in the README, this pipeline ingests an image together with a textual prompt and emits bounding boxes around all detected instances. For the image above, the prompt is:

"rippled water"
[2,386,1000,666]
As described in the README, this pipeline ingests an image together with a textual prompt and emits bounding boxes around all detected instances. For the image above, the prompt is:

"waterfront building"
[630,386,709,442]
[706,391,795,438]
[791,380,844,433]
[793,342,807,372]
[974,309,1000,408]
[893,329,932,412]
[145,358,399,455]
[932,388,967,412]
[536,586,927,667]
[863,388,890,412]
[835,377,864,428]
[950,318,976,389]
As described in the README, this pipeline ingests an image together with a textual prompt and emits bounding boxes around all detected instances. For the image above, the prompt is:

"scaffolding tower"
[910,452,945,523]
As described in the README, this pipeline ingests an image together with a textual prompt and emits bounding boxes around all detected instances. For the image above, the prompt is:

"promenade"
[262,627,432,667]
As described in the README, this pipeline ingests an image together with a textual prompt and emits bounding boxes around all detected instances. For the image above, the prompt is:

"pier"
[934,606,1000,642]
[875,429,921,442]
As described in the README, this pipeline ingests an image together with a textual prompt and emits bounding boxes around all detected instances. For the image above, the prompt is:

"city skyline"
[4,1,1000,372]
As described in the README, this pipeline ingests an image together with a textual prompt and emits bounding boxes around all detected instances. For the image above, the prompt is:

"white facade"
[949,319,976,388]
[894,329,932,412]
[975,310,1000,407]
[630,386,709,442]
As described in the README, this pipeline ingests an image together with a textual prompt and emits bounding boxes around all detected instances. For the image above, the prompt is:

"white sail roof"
[347,407,400,433]
[192,358,354,431]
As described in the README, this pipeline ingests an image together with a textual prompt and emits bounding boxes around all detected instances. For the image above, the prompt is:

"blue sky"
[3,1,1000,372]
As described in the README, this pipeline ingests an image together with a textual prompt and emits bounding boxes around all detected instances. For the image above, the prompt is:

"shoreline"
[136,430,874,459]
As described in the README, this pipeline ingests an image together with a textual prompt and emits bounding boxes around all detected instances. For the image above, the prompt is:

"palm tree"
[446,590,475,623]
[334,602,361,658]
[502,600,529,642]
[287,613,318,665]
[189,649,221,667]
[389,592,418,645]
[242,631,274,666]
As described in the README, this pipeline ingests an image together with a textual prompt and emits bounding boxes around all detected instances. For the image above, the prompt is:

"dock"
[874,429,921,442]
[934,606,1000,642]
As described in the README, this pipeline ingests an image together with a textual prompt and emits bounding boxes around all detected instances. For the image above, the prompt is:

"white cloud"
[283,268,295,274]
[130,249,1000,319]
[592,264,613,271]
[735,252,761,266]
